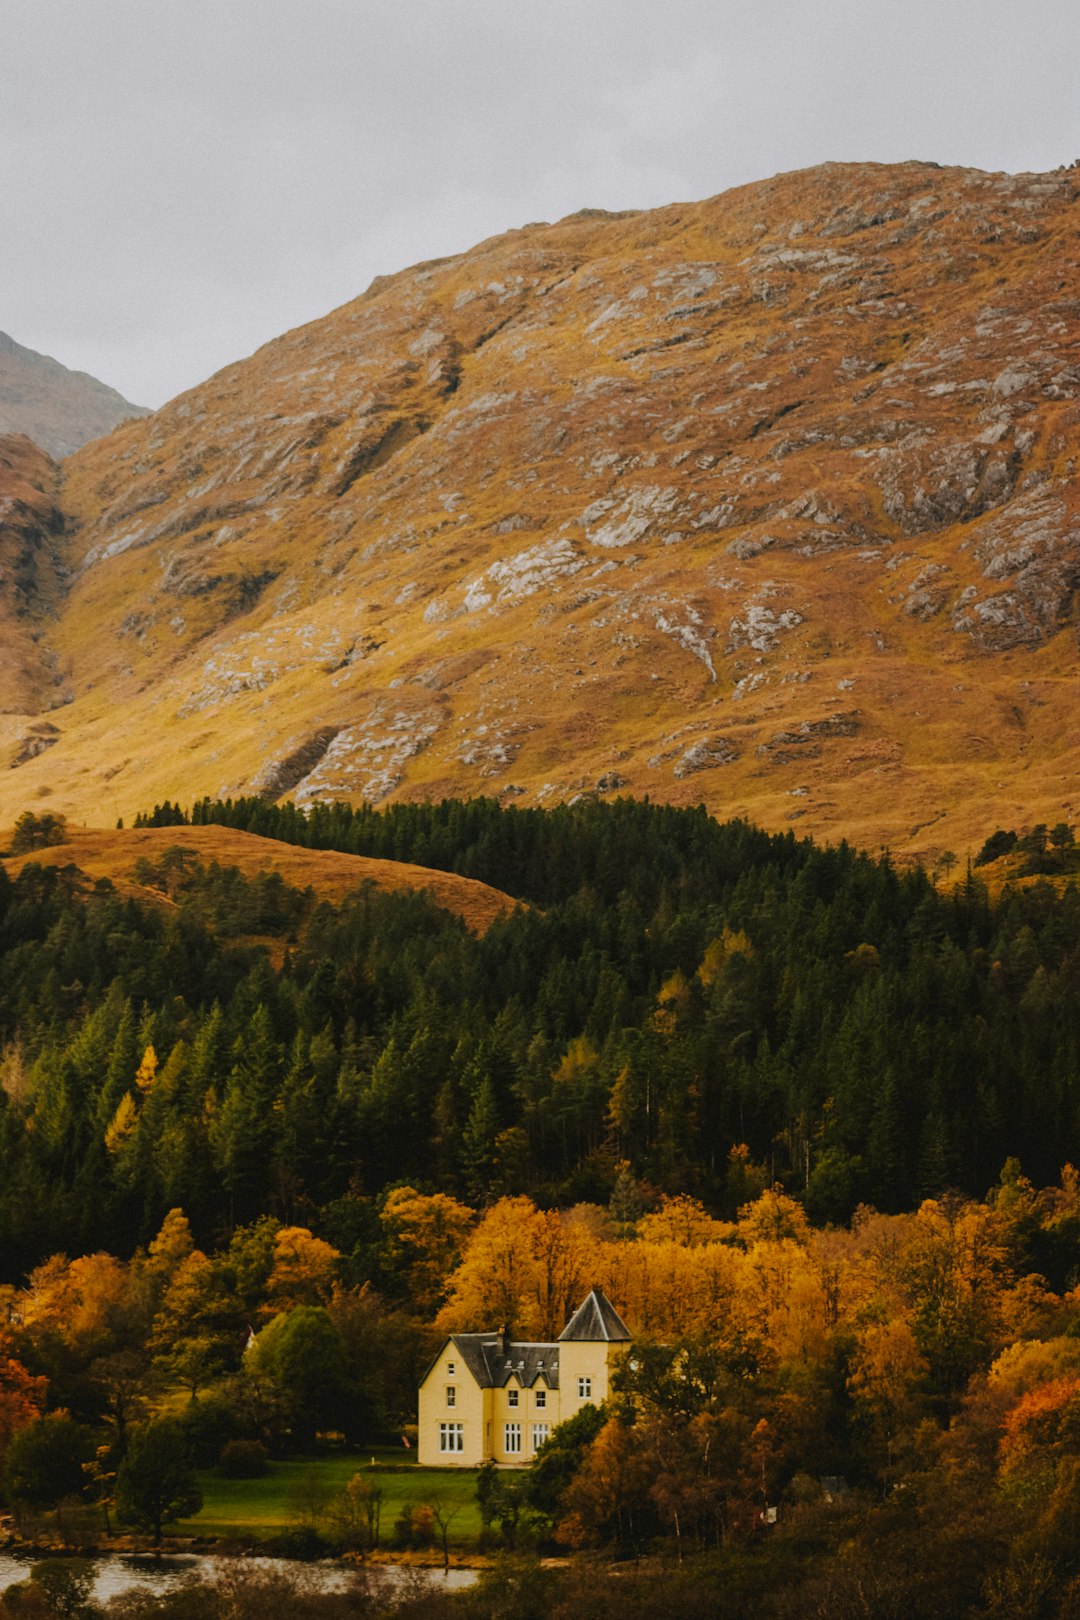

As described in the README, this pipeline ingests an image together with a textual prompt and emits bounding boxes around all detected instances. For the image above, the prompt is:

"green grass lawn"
[175,1449,483,1545]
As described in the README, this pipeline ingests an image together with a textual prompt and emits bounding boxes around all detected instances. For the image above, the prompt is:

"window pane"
[439,1423,464,1453]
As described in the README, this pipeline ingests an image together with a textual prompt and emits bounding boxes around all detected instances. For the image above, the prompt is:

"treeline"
[3,799,1080,1270]
[135,793,793,907]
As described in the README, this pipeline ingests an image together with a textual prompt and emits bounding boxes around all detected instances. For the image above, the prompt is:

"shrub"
[260,1525,325,1560]
[175,1394,247,1466]
[219,1439,269,1478]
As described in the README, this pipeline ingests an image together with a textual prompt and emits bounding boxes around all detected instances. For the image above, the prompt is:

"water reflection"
[0,1551,477,1603]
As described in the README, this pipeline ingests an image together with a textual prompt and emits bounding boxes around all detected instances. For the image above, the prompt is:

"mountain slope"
[0,332,149,458]
[3,161,1080,860]
[0,435,67,719]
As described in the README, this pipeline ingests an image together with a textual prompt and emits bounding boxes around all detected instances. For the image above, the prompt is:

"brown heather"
[2,160,1079,862]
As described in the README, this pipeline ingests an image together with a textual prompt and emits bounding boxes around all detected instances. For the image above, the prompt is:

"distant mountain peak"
[0,331,149,458]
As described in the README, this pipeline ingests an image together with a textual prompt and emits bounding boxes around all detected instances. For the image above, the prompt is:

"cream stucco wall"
[489,1376,557,1463]
[419,1336,627,1467]
[555,1339,624,1412]
[418,1342,489,1467]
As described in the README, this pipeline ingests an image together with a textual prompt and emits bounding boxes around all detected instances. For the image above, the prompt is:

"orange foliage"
[379,1187,475,1316]
[265,1226,342,1311]
[0,1356,47,1458]
[558,1416,655,1547]
[1000,1375,1080,1495]
[637,1194,733,1247]
[22,1252,131,1349]
[436,1197,602,1340]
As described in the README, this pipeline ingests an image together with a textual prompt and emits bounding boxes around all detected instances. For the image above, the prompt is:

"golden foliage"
[266,1226,341,1311]
[103,1093,138,1154]
[379,1187,475,1317]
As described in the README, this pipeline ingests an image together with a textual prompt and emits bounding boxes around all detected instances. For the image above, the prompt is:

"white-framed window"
[504,1423,521,1454]
[446,1386,456,1407]
[439,1422,464,1453]
[507,1387,519,1407]
[447,1360,455,1375]
[532,1423,550,1449]
[535,1389,546,1408]
[578,1376,592,1399]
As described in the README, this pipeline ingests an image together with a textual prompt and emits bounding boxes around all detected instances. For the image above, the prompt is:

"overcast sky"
[3,0,1077,408]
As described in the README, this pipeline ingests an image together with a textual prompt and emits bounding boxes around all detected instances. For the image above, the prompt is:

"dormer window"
[508,1388,519,1407]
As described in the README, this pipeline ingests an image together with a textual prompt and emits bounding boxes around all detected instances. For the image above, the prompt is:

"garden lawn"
[174,1451,482,1544]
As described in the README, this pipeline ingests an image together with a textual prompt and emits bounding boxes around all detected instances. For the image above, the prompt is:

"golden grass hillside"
[1,161,1079,864]
[1,824,516,934]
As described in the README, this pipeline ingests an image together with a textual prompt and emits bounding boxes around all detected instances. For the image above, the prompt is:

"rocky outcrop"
[0,435,66,714]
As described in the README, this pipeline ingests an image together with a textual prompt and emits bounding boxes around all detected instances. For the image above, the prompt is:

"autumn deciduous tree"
[265,1226,341,1312]
[436,1197,601,1340]
[22,1252,133,1354]
[638,1194,732,1248]
[378,1186,474,1316]
[558,1416,653,1551]
[325,1470,383,1554]
[435,1197,546,1337]
[1000,1376,1080,1500]
[0,1356,47,1462]
[848,1317,929,1477]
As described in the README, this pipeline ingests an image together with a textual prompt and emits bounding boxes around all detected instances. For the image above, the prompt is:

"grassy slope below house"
[174,1452,482,1544]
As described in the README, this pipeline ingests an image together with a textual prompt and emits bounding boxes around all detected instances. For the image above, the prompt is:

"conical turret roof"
[558,1287,632,1342]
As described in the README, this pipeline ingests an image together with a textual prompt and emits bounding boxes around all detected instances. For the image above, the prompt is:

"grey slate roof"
[422,1287,632,1388]
[448,1334,560,1389]
[557,1287,632,1343]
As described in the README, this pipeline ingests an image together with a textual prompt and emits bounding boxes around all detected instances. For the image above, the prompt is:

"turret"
[556,1287,632,1410]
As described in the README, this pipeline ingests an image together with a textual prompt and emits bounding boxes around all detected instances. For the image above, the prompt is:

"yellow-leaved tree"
[379,1187,475,1316]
